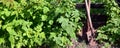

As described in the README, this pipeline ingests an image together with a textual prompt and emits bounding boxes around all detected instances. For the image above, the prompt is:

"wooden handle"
[85,0,94,33]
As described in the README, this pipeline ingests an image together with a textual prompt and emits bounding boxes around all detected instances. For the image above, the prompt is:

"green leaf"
[0,0,83,47]
[0,20,2,29]
[55,8,63,14]
[43,7,49,14]
[39,32,45,39]
[49,32,56,39]
[0,38,5,45]
[41,15,47,21]
[6,27,17,35]
[22,25,28,31]
[16,43,22,48]
[54,37,62,46]
[9,36,15,48]
[49,20,53,25]
[4,8,10,17]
